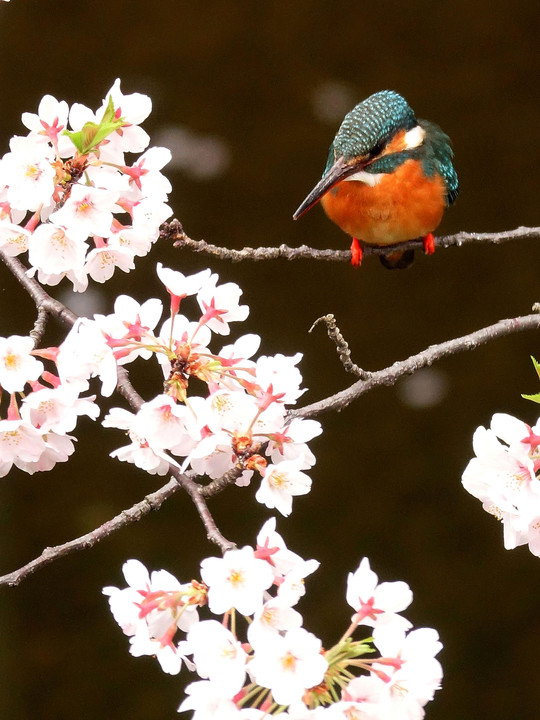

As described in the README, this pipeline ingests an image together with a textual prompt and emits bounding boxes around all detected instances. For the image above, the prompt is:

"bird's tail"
[379,249,415,270]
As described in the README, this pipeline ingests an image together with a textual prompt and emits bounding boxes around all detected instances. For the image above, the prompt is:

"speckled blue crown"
[331,90,416,162]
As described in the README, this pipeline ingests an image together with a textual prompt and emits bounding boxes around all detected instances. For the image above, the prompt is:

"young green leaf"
[522,357,540,403]
[63,97,124,155]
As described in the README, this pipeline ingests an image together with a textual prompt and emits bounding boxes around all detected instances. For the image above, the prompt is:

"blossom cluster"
[0,80,171,291]
[0,82,322,509]
[99,263,321,514]
[0,262,321,514]
[104,518,443,719]
[462,412,540,557]
[0,333,99,476]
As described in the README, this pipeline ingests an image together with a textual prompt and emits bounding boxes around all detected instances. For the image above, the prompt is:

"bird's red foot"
[422,232,435,255]
[351,237,363,267]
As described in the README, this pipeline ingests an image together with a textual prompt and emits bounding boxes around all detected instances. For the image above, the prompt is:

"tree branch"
[0,475,182,587]
[30,306,50,346]
[293,310,540,419]
[3,234,540,586]
[0,463,236,588]
[162,220,540,264]
[172,468,236,551]
[1,249,78,325]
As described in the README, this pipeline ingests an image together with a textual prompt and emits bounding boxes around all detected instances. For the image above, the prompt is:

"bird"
[293,90,458,269]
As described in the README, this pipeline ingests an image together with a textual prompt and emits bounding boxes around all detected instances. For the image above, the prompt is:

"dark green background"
[0,1,539,718]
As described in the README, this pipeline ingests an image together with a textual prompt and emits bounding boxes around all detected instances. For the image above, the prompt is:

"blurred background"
[0,1,539,718]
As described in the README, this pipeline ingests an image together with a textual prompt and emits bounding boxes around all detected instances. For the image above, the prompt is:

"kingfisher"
[293,90,458,268]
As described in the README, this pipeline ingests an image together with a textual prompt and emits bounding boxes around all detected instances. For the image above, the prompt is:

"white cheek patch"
[404,125,425,149]
[344,170,385,186]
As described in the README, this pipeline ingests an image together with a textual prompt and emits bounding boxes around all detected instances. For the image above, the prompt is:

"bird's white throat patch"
[344,170,385,186]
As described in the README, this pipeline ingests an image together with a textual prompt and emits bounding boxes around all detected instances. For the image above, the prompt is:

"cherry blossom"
[340,675,388,718]
[255,353,305,405]
[0,334,44,393]
[0,81,449,720]
[16,430,76,474]
[20,384,99,433]
[255,459,312,516]
[94,294,163,364]
[197,274,249,335]
[106,226,154,258]
[248,627,328,706]
[27,223,88,276]
[99,77,152,154]
[129,628,191,675]
[0,417,47,477]
[277,558,320,607]
[105,520,442,718]
[218,333,261,366]
[21,94,73,156]
[56,319,118,397]
[131,394,200,456]
[200,546,274,615]
[187,429,238,480]
[102,407,171,476]
[346,557,413,631]
[0,220,30,257]
[372,625,443,717]
[123,146,172,197]
[255,517,307,581]
[178,680,241,718]
[156,262,212,308]
[130,196,172,234]
[50,185,119,238]
[247,597,303,647]
[103,559,200,675]
[266,417,322,468]
[83,242,136,283]
[0,134,55,211]
[462,412,540,556]
[187,620,247,695]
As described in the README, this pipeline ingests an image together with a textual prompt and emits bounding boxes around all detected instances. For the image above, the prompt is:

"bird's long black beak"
[292,156,362,220]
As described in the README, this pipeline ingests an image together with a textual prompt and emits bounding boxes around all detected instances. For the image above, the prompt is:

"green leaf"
[522,392,540,404]
[522,357,540,403]
[99,94,118,125]
[63,96,125,155]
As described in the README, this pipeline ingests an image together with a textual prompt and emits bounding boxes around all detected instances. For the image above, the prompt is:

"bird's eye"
[368,139,385,159]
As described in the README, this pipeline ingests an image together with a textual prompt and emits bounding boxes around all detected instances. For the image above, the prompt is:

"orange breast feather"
[320,159,447,246]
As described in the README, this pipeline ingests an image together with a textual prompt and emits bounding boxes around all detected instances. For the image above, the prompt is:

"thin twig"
[310,314,370,379]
